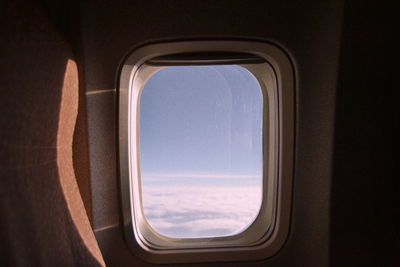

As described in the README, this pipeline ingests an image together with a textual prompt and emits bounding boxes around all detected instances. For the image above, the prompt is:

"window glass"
[139,65,263,238]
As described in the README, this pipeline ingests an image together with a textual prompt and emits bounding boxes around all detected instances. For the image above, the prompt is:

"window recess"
[118,40,294,264]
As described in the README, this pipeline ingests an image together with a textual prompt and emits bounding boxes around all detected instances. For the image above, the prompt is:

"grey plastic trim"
[118,40,294,264]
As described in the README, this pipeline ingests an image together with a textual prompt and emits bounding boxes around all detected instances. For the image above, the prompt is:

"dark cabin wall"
[330,0,399,266]
[36,0,399,266]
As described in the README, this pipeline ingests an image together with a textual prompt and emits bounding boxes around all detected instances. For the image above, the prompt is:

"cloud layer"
[142,186,262,238]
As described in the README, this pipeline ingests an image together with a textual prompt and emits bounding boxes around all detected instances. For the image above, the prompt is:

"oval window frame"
[118,40,295,264]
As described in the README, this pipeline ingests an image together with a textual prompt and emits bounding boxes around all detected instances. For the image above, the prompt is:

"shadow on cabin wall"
[330,0,399,266]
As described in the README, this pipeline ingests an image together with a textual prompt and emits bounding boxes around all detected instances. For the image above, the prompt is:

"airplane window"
[119,41,294,263]
[139,65,263,239]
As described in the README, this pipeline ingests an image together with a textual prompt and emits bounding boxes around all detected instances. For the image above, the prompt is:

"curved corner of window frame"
[118,40,294,264]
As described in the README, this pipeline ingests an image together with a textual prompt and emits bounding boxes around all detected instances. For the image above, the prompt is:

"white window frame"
[118,40,294,264]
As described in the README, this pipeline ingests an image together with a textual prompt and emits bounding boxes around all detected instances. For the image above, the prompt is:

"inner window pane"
[139,65,263,239]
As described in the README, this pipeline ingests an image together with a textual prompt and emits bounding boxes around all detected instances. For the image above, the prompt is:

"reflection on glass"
[139,65,263,238]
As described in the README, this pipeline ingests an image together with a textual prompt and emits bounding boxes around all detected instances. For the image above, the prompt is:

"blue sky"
[139,65,263,187]
[138,64,264,238]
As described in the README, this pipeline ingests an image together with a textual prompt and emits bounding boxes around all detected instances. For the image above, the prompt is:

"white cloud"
[142,186,262,238]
